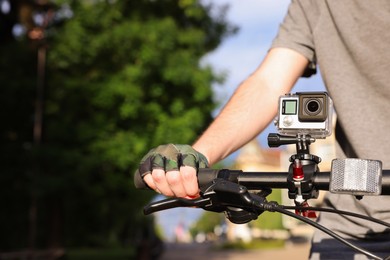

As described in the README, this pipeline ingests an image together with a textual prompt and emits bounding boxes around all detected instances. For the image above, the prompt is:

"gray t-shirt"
[271,0,390,258]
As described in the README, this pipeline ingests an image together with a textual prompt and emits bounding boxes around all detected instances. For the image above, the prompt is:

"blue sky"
[156,0,325,241]
[203,0,325,107]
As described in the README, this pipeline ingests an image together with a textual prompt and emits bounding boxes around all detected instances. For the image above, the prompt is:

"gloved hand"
[134,144,209,197]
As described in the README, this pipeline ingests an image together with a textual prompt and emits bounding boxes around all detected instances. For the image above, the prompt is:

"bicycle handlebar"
[199,168,390,195]
[135,168,390,195]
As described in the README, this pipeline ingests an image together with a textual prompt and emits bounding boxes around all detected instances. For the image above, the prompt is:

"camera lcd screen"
[283,100,297,115]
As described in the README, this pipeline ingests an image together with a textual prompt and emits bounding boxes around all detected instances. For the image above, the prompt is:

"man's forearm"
[193,74,284,164]
[193,48,309,165]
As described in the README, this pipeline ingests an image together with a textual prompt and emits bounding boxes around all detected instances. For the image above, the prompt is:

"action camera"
[275,92,333,138]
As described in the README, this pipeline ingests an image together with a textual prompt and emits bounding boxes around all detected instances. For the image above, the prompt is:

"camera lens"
[308,100,319,112]
[305,99,321,115]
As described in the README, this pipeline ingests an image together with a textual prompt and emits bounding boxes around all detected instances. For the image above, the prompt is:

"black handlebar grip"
[198,168,243,189]
[381,170,390,195]
[134,169,150,189]
[197,168,221,189]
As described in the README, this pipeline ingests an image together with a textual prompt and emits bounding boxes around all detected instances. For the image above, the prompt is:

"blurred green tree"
[250,190,284,230]
[0,0,236,251]
[190,211,225,238]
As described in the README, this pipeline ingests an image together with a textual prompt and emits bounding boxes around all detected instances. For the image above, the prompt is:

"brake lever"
[144,178,269,224]
[144,197,211,215]
[143,178,233,215]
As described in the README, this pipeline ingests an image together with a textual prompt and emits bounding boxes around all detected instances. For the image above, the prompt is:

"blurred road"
[160,241,311,260]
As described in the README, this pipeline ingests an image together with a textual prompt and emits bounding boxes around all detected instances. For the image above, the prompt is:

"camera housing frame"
[275,92,333,139]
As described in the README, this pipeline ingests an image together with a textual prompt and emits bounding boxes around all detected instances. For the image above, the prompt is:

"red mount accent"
[295,201,317,218]
[293,160,304,181]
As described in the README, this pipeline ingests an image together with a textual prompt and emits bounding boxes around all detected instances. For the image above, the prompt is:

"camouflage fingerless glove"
[134,144,209,188]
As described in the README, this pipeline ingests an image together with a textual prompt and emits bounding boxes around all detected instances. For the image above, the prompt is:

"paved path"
[160,241,311,260]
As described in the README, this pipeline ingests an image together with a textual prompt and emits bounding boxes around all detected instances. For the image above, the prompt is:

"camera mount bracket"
[268,133,321,217]
[268,133,321,163]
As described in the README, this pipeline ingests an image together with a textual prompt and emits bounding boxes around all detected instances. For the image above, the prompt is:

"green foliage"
[0,0,236,250]
[190,211,225,236]
[219,239,284,250]
[250,189,284,230]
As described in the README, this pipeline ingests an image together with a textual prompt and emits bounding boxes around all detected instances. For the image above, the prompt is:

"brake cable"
[283,205,390,228]
[259,201,389,260]
[272,206,383,260]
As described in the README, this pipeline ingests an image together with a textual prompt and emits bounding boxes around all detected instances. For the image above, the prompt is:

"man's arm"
[193,47,310,164]
[143,47,309,197]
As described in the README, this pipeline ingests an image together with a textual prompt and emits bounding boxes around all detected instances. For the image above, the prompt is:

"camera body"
[275,92,333,138]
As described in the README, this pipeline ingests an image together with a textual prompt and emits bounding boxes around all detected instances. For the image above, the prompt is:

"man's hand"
[135,144,209,197]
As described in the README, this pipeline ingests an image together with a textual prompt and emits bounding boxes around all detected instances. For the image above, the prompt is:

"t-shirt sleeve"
[271,0,317,74]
